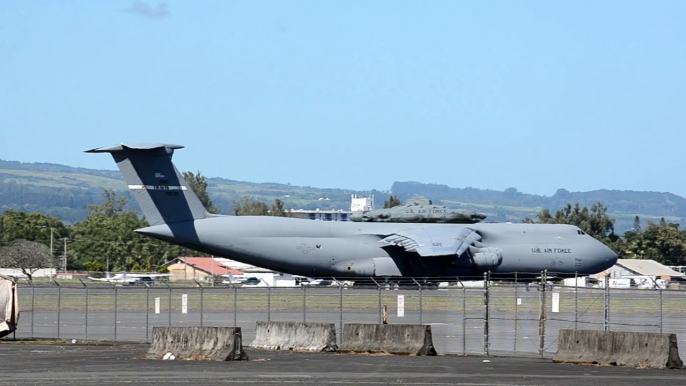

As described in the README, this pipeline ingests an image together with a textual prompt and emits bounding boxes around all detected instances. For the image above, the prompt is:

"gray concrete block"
[553,329,683,369]
[339,324,437,356]
[146,326,248,361]
[249,321,337,352]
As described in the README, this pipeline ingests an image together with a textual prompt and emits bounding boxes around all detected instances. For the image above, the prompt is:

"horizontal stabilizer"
[86,143,184,153]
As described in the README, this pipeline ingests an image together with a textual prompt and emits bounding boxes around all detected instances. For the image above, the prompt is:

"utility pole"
[62,238,69,272]
[43,225,57,273]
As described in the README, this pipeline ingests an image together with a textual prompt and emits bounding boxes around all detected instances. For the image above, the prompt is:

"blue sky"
[1,1,685,196]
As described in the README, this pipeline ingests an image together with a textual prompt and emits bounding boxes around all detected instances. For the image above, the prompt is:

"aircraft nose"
[594,240,618,270]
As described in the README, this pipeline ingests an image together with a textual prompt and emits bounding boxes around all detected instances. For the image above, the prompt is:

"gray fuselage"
[87,142,618,279]
[139,215,618,278]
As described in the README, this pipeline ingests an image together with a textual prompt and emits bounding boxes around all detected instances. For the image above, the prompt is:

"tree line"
[2,174,685,279]
[0,172,290,279]
[524,203,686,266]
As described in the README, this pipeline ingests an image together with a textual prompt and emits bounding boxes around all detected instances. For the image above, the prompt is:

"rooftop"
[616,259,685,277]
[212,257,274,273]
[172,257,244,276]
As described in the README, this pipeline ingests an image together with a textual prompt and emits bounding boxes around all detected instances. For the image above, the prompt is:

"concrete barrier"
[146,327,248,361]
[249,321,337,352]
[553,329,683,369]
[339,324,437,356]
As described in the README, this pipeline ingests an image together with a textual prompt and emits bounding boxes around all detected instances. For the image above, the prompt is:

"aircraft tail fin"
[86,143,210,226]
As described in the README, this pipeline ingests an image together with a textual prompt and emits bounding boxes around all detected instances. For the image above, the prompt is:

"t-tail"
[86,143,211,226]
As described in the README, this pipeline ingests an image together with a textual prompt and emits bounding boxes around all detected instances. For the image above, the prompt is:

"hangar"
[595,259,686,289]
[604,259,685,280]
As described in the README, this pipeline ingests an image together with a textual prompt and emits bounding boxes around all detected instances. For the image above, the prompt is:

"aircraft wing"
[380,227,481,257]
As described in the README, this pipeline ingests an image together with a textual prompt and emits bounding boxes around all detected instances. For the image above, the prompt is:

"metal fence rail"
[10,273,686,358]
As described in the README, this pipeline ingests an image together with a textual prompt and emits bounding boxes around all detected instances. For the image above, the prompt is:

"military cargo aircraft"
[350,196,487,223]
[87,143,618,279]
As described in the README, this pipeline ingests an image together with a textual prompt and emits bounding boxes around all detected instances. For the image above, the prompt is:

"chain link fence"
[9,272,686,357]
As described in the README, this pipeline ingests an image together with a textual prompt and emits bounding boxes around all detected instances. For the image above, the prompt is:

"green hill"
[0,159,683,233]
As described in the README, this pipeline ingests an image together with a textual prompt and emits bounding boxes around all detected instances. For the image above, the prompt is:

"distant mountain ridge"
[0,159,684,233]
[391,182,686,218]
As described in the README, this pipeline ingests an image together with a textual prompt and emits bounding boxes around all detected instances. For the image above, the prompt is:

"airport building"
[289,209,352,221]
[588,259,686,289]
[165,257,244,282]
[288,194,374,222]
[165,256,303,286]
[601,259,685,280]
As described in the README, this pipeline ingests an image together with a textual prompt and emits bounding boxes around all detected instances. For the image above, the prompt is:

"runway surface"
[0,342,684,386]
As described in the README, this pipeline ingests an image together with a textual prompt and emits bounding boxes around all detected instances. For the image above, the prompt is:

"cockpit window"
[577,230,586,235]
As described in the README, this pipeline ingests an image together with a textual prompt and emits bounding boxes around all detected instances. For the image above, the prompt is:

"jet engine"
[469,246,503,269]
[330,257,402,276]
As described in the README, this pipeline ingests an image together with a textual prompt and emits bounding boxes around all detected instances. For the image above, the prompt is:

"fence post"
[199,284,204,328]
[411,278,423,324]
[30,284,35,339]
[659,288,663,334]
[378,280,383,324]
[85,285,89,341]
[603,276,610,332]
[419,282,423,325]
[146,284,150,343]
[339,283,343,344]
[514,272,518,352]
[114,285,118,342]
[574,271,578,330]
[370,278,381,324]
[483,272,490,356]
[303,285,307,323]
[168,285,172,327]
[54,280,61,340]
[379,284,382,324]
[538,269,547,358]
[267,286,271,323]
[233,285,237,327]
[79,280,88,341]
[462,285,466,355]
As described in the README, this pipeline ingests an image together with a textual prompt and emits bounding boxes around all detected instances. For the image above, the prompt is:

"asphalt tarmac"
[0,342,684,386]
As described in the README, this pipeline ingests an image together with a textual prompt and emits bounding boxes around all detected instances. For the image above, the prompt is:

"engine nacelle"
[330,257,402,276]
[470,247,503,269]
[330,259,375,276]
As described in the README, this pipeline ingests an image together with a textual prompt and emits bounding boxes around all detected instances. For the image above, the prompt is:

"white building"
[0,268,56,279]
[350,194,374,212]
[288,194,375,222]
